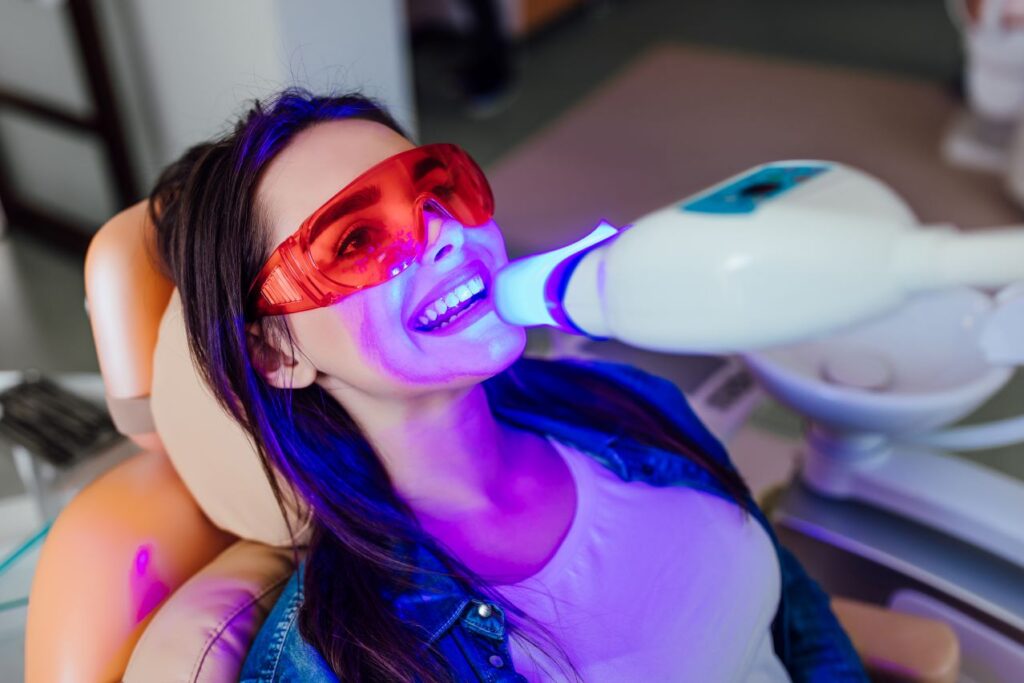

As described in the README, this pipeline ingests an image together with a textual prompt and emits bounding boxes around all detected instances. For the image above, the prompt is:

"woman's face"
[254,119,526,399]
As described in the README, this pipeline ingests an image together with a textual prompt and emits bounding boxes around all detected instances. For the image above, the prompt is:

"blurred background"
[0,0,974,374]
[3,1,1024,681]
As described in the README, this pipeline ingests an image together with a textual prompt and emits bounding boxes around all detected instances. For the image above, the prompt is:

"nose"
[421,208,466,264]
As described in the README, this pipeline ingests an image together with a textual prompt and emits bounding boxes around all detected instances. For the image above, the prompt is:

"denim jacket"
[241,359,868,682]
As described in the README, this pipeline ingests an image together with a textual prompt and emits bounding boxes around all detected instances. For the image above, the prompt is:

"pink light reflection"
[131,542,170,624]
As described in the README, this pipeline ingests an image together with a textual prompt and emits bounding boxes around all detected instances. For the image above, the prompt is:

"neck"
[330,383,518,518]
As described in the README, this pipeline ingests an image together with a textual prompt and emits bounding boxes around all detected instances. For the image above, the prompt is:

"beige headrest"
[151,291,311,546]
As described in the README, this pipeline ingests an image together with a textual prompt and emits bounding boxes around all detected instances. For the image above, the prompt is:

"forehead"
[257,119,414,245]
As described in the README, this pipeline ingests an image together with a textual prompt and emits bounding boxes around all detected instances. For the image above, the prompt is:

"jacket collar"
[389,401,627,646]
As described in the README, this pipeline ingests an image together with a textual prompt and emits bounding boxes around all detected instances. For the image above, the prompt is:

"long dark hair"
[151,89,751,681]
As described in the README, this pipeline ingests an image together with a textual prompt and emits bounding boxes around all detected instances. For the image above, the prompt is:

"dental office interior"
[1,0,1023,681]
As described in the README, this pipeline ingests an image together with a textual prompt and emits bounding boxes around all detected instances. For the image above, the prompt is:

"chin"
[486,324,528,368]
[466,325,527,375]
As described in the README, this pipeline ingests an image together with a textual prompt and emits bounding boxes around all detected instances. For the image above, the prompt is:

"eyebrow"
[310,185,382,240]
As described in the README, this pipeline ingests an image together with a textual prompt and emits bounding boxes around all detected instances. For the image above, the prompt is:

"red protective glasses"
[246,143,494,318]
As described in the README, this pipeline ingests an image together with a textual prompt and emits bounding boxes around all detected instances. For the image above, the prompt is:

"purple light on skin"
[131,543,171,624]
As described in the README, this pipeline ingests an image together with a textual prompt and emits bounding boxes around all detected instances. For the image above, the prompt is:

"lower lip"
[415,292,495,338]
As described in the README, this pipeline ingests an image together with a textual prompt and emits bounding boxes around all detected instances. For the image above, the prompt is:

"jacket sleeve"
[773,545,869,683]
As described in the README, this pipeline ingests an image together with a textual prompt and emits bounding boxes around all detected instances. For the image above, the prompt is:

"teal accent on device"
[682,164,829,214]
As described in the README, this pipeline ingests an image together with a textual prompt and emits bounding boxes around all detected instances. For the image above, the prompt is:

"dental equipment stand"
[743,282,1024,570]
[773,469,1024,678]
[496,161,1024,571]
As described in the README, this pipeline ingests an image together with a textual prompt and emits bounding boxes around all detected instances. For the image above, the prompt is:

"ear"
[245,320,318,390]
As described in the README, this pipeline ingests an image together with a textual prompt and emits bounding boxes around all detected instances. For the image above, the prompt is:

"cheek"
[470,221,509,264]
[288,275,414,379]
[339,285,413,371]
[288,306,364,368]
[290,299,410,393]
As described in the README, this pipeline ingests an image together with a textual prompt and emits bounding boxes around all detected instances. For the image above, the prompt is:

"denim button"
[488,654,504,668]
[477,603,493,618]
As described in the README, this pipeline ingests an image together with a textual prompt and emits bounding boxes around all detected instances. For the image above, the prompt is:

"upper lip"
[407,259,490,329]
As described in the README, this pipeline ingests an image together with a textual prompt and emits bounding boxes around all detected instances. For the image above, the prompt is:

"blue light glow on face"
[262,122,524,397]
[282,216,525,398]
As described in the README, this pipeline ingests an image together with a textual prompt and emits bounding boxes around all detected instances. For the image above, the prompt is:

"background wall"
[0,0,416,233]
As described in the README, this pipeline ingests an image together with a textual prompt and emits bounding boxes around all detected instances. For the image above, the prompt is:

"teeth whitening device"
[495,161,1024,567]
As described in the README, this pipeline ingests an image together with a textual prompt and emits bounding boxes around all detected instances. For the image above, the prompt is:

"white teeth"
[421,299,473,332]
[415,274,489,331]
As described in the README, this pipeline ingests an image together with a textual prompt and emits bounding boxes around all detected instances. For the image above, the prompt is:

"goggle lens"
[248,144,494,317]
[304,145,492,288]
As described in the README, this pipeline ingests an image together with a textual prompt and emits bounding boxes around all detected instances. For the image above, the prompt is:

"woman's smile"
[407,259,493,336]
[415,290,496,338]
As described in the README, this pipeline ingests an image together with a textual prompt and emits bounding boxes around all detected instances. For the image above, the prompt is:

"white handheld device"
[494,161,1024,354]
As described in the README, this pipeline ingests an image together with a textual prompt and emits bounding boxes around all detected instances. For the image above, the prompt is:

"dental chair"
[22,202,961,682]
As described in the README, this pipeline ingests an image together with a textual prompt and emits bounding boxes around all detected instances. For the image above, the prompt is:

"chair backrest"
[84,201,173,451]
[85,201,309,543]
[24,202,305,682]
[151,290,310,544]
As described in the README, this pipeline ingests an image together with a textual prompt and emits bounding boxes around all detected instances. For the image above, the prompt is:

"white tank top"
[493,439,792,682]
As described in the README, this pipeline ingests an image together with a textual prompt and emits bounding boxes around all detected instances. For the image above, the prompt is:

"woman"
[150,90,866,682]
